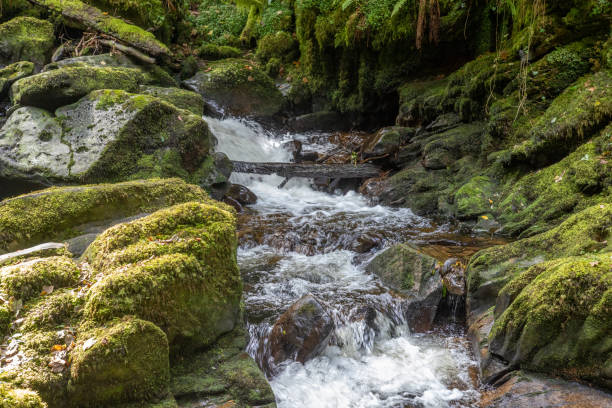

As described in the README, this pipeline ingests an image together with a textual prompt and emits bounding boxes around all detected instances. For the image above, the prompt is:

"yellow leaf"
[595,101,601,106]
[51,344,66,352]
[488,199,493,204]
[481,215,489,220]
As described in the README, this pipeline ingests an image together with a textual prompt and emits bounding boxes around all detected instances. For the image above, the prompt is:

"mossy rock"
[498,124,612,236]
[0,61,34,95]
[0,383,46,408]
[466,203,612,324]
[256,31,297,63]
[170,327,275,407]
[509,70,612,166]
[0,243,68,268]
[455,176,497,219]
[139,85,204,116]
[68,317,170,407]
[83,201,241,353]
[183,59,284,117]
[9,65,173,111]
[489,252,612,387]
[0,17,54,69]
[197,43,242,60]
[0,178,210,253]
[366,243,442,331]
[0,89,213,186]
[0,255,79,303]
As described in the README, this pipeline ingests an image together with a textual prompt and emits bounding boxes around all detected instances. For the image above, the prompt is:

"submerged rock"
[366,243,442,332]
[0,17,54,70]
[263,294,334,374]
[184,58,284,117]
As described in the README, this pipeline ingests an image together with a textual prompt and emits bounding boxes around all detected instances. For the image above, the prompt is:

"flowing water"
[208,116,484,408]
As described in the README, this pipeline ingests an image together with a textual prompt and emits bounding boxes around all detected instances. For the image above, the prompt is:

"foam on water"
[209,116,479,408]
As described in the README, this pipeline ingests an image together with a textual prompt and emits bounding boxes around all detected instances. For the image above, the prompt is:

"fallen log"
[28,0,170,58]
[232,161,382,180]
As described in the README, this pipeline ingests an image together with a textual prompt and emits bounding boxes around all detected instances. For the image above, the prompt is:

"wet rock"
[350,232,383,253]
[184,59,284,117]
[0,61,34,95]
[68,318,170,406]
[0,17,54,70]
[480,370,612,408]
[264,294,334,374]
[366,243,442,332]
[0,90,213,187]
[171,327,275,407]
[226,184,257,206]
[422,123,483,170]
[441,258,466,296]
[362,126,415,158]
[424,112,461,133]
[0,178,209,253]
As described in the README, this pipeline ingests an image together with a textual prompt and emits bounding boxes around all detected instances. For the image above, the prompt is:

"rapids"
[208,116,482,408]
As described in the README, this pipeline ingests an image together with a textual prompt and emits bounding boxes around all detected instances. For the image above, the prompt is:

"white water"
[208,116,479,408]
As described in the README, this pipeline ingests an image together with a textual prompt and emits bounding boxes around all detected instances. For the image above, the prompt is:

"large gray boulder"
[0,89,214,185]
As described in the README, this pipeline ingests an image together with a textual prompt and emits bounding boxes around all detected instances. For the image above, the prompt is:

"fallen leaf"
[302,77,309,83]
[481,215,489,220]
[82,338,96,351]
[178,115,183,121]
[51,344,66,352]
[590,261,599,267]
[247,75,254,82]
[600,204,606,209]
[488,199,493,204]
[48,357,66,373]
[595,101,601,106]
[41,285,54,296]
[600,159,609,165]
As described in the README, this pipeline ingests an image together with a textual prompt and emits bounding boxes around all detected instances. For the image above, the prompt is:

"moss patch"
[0,16,54,69]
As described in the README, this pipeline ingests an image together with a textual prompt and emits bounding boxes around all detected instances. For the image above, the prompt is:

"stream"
[208,116,495,408]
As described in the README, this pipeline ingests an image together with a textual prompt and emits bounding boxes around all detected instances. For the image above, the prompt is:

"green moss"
[21,289,83,332]
[0,383,46,408]
[139,86,205,116]
[10,66,140,111]
[257,0,293,37]
[489,252,611,387]
[197,43,242,60]
[455,176,497,219]
[82,0,172,37]
[256,31,297,63]
[0,17,54,69]
[510,71,612,165]
[31,0,169,57]
[0,178,211,253]
[185,58,283,117]
[0,256,79,302]
[499,124,612,236]
[0,61,34,94]
[83,202,241,353]
[185,0,247,47]
[68,317,170,407]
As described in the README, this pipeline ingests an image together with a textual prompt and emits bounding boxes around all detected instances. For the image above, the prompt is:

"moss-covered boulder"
[171,327,275,407]
[0,90,213,185]
[466,203,612,323]
[455,176,497,219]
[366,243,442,332]
[0,61,34,95]
[0,17,54,69]
[139,85,204,116]
[498,124,612,236]
[488,253,611,388]
[184,59,284,117]
[83,201,241,353]
[0,178,209,253]
[68,317,170,407]
[10,66,159,111]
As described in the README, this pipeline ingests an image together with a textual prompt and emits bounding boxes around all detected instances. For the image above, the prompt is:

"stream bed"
[208,117,503,408]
